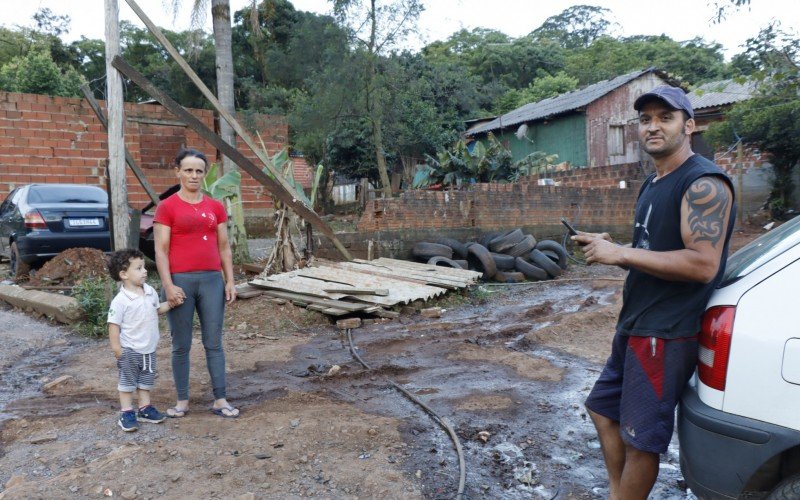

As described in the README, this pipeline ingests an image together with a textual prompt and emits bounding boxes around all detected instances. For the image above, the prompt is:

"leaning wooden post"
[105,0,129,250]
[80,83,159,206]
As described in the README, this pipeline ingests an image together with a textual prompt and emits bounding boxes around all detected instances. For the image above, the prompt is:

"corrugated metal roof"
[467,68,656,136]
[688,79,757,110]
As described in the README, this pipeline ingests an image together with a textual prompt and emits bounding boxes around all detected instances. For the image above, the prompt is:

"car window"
[0,188,20,215]
[723,215,800,284]
[27,185,108,204]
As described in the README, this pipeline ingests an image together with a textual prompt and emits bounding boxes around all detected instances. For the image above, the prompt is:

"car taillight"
[697,306,736,391]
[23,210,47,229]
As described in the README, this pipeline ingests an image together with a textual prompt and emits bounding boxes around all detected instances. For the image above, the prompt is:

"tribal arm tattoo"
[685,176,731,248]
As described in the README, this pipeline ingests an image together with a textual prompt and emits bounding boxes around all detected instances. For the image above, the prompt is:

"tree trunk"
[212,0,250,262]
[366,0,392,199]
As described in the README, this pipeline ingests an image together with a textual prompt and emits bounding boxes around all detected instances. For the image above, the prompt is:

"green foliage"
[0,50,84,96]
[202,162,243,200]
[71,276,115,338]
[495,72,579,114]
[531,5,618,49]
[705,22,800,216]
[416,133,557,188]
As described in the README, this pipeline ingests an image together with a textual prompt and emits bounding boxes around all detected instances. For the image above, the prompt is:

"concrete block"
[0,285,82,324]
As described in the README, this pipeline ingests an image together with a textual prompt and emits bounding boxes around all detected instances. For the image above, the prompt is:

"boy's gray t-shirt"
[107,283,160,353]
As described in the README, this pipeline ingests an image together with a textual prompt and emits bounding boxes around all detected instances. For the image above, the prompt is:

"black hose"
[346,328,467,498]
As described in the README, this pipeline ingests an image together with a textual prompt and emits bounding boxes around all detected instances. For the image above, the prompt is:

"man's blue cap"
[633,85,694,119]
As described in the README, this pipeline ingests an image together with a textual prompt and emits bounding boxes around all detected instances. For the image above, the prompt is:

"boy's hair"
[108,248,146,282]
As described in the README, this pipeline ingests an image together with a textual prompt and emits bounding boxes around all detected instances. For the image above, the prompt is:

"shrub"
[71,276,115,337]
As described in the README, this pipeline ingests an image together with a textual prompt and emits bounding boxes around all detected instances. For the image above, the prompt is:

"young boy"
[107,249,177,432]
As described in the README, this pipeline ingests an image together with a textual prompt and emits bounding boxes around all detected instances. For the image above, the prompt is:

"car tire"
[430,237,468,259]
[412,242,453,261]
[494,270,526,283]
[490,252,516,271]
[488,229,524,253]
[479,232,501,248]
[767,475,800,500]
[514,257,547,281]
[530,249,562,278]
[427,256,464,269]
[505,234,537,257]
[535,240,568,269]
[467,243,497,279]
[10,241,31,279]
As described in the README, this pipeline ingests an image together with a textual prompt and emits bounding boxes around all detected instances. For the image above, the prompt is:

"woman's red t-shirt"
[153,194,228,274]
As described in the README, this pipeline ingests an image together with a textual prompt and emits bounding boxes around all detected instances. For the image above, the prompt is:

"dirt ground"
[0,225,766,499]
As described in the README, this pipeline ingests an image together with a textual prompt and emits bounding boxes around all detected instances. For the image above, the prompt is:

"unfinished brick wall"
[0,91,311,214]
[523,162,646,188]
[357,182,639,233]
[310,181,640,260]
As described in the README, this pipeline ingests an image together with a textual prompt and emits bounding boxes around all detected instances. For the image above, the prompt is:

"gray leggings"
[164,271,227,401]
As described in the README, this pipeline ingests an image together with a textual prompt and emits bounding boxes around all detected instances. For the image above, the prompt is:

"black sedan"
[0,184,112,279]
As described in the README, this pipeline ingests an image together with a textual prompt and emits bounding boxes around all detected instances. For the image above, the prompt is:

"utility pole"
[105,0,130,250]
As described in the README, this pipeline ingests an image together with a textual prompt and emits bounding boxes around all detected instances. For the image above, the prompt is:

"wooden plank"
[306,304,350,316]
[80,84,159,205]
[111,55,352,262]
[242,262,265,273]
[366,258,482,281]
[260,290,368,311]
[323,288,389,296]
[294,266,446,304]
[334,261,467,289]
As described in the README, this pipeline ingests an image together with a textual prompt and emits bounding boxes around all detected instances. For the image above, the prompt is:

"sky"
[1,0,798,60]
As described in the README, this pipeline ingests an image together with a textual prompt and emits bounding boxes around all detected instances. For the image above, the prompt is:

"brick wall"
[523,162,646,188]
[0,91,311,215]
[319,180,639,260]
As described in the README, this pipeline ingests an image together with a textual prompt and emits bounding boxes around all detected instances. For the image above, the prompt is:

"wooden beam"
[111,56,352,261]
[104,0,129,250]
[260,289,367,311]
[80,83,159,205]
[122,0,308,214]
[323,288,390,296]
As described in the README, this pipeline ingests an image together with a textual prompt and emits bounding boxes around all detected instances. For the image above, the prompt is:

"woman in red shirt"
[154,148,239,418]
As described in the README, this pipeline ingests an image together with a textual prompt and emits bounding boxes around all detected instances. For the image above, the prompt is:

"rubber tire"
[505,234,537,257]
[479,232,501,248]
[494,270,526,283]
[427,256,464,269]
[490,252,516,271]
[412,242,453,261]
[514,257,547,281]
[466,243,497,279]
[453,259,468,269]
[530,249,562,278]
[10,241,31,280]
[430,237,468,259]
[767,475,800,499]
[488,228,524,253]
[535,240,568,269]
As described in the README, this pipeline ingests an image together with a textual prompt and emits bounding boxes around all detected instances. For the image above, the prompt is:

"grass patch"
[71,276,115,337]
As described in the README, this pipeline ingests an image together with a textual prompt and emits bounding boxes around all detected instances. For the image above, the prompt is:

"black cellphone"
[560,217,578,236]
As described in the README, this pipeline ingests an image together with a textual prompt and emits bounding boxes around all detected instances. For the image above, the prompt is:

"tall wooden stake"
[105,0,130,250]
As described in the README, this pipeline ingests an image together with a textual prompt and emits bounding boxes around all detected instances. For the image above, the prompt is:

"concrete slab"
[0,285,82,324]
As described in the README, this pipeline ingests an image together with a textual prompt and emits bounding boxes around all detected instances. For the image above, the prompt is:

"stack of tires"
[411,229,568,283]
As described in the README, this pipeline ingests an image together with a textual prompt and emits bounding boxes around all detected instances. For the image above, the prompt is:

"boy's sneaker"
[118,410,139,432]
[137,405,166,423]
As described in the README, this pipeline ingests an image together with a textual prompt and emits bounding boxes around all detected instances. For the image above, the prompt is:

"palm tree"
[172,0,252,262]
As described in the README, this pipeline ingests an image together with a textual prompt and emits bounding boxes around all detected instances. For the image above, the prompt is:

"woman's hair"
[174,148,209,168]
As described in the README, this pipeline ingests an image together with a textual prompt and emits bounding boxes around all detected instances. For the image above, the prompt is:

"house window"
[608,125,625,156]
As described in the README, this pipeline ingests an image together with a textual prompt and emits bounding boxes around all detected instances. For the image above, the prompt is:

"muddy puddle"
[233,280,695,498]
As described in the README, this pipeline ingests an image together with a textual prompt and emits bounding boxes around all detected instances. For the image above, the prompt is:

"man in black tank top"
[573,85,735,499]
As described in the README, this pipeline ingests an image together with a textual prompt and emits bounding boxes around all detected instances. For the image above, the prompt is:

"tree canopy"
[1,1,796,207]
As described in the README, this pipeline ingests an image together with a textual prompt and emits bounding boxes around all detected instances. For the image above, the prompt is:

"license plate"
[68,218,101,227]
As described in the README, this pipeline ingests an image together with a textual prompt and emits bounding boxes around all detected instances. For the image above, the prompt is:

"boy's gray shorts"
[117,347,157,392]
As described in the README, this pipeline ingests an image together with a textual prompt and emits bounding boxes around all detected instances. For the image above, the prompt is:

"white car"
[679,216,800,498]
